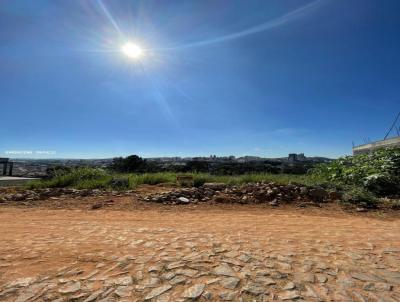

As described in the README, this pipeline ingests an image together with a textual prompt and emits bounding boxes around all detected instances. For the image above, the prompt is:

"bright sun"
[121,42,144,59]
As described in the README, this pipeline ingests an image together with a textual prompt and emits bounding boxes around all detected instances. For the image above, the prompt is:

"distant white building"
[353,137,400,155]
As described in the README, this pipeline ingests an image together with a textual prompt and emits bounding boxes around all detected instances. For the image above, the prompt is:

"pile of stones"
[0,182,342,206]
[142,182,341,205]
[0,188,133,203]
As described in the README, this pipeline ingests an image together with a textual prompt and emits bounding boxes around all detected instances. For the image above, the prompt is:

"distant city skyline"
[1,0,400,159]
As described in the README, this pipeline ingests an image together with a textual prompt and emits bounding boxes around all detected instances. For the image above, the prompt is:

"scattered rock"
[144,285,172,300]
[283,282,296,290]
[220,277,240,289]
[351,273,383,282]
[309,188,328,202]
[14,291,36,302]
[141,183,341,206]
[114,286,132,297]
[169,276,186,285]
[214,264,236,277]
[203,183,227,190]
[279,290,301,300]
[363,282,393,291]
[242,282,266,295]
[7,278,36,288]
[175,268,198,277]
[58,282,81,294]
[202,291,213,300]
[182,284,205,299]
[83,290,103,302]
[178,197,190,203]
[219,291,236,301]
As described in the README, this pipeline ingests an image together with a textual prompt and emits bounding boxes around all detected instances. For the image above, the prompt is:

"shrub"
[363,174,400,196]
[391,200,400,210]
[342,187,378,208]
[108,177,130,190]
[45,165,72,179]
[312,147,400,196]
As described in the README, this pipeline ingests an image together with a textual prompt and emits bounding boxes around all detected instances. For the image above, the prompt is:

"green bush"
[108,177,130,190]
[342,187,378,208]
[391,200,400,210]
[312,147,400,196]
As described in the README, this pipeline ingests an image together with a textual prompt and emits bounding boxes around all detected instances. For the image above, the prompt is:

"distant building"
[353,137,400,155]
[0,158,13,176]
[288,153,306,162]
[236,156,262,163]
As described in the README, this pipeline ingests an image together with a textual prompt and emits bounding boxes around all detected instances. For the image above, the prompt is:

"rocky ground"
[0,185,399,301]
[0,182,343,206]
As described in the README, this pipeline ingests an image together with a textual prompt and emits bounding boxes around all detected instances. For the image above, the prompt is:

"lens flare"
[121,42,144,59]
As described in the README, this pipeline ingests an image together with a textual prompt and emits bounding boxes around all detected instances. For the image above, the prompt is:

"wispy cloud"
[267,127,312,137]
[161,0,325,50]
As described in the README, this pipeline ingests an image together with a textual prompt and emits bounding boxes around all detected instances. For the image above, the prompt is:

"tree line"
[109,155,314,175]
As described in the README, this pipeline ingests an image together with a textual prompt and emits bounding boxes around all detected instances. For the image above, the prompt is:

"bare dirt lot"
[0,193,400,301]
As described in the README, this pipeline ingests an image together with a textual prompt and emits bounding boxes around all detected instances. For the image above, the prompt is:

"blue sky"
[1,0,399,159]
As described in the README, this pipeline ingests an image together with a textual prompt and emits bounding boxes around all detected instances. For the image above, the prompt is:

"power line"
[384,111,400,140]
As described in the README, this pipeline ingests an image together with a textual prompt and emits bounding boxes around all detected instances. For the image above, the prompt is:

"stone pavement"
[0,208,399,301]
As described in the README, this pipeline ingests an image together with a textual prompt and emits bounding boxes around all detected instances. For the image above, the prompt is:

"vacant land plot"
[0,195,399,302]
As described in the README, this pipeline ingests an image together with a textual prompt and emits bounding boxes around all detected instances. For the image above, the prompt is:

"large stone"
[283,282,295,290]
[144,285,172,300]
[219,291,236,301]
[242,282,266,295]
[294,273,315,283]
[220,277,240,289]
[214,264,236,277]
[114,286,132,297]
[182,284,205,299]
[363,282,393,292]
[238,253,251,263]
[7,278,36,288]
[376,270,400,285]
[351,273,383,282]
[175,268,198,277]
[177,197,190,203]
[114,276,133,286]
[162,272,176,280]
[142,277,161,288]
[309,188,328,202]
[15,292,35,302]
[315,275,327,284]
[154,293,170,302]
[166,262,184,270]
[255,277,276,285]
[83,290,104,302]
[279,290,301,300]
[58,282,81,294]
[169,275,186,285]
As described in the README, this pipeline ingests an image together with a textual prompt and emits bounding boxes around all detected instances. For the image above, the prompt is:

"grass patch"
[128,172,177,187]
[27,167,111,190]
[26,168,329,190]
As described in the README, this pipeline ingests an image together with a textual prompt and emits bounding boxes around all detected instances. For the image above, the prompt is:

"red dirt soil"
[0,189,399,301]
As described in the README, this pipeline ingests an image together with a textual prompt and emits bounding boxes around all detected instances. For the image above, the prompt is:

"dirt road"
[0,204,399,301]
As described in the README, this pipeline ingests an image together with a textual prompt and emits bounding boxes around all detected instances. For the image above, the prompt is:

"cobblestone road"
[0,207,399,301]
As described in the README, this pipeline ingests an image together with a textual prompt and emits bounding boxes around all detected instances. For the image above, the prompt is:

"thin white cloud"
[162,0,325,50]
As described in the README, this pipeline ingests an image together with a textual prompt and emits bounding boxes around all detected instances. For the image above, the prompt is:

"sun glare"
[121,42,144,59]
